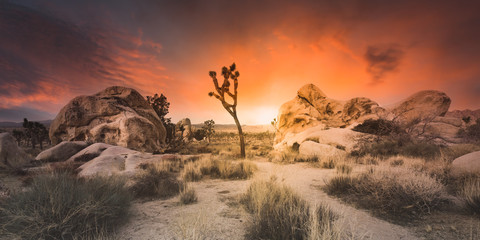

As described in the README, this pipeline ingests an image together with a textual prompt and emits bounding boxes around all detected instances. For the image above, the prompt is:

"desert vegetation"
[241,177,341,240]
[182,157,257,181]
[0,172,132,239]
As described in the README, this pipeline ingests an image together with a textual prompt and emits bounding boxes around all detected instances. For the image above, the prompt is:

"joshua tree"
[202,119,215,143]
[22,118,48,149]
[208,63,245,158]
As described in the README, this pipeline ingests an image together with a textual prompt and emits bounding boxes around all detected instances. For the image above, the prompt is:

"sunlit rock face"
[274,83,457,152]
[275,84,381,146]
[49,86,166,152]
[176,118,193,141]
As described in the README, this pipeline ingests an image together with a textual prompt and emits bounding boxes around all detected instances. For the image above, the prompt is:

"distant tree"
[146,93,175,143]
[147,93,171,124]
[202,119,215,142]
[12,129,25,145]
[22,118,48,149]
[208,63,245,158]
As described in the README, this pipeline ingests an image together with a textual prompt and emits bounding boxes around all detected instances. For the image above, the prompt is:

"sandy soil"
[117,159,420,240]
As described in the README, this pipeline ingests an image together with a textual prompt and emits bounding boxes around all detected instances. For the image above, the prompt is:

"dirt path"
[117,160,419,240]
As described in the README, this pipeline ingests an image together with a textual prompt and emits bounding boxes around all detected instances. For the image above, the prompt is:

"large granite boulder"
[0,132,32,169]
[66,143,113,162]
[49,86,166,152]
[450,151,480,177]
[36,141,88,162]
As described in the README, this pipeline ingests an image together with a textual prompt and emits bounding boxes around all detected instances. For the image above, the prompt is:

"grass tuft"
[179,184,198,205]
[0,172,131,239]
[131,163,184,199]
[459,176,480,216]
[182,158,257,181]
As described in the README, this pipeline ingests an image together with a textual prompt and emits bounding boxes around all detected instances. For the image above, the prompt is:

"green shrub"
[242,179,338,240]
[131,163,183,199]
[0,173,131,239]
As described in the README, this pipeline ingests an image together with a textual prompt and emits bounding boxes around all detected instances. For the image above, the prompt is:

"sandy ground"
[117,159,419,240]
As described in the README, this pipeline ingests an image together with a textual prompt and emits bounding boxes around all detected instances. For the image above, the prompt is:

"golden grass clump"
[182,158,257,181]
[179,184,198,205]
[131,162,184,199]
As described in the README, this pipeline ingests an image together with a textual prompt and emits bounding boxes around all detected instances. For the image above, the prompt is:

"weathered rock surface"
[386,90,451,124]
[298,141,345,158]
[77,145,180,177]
[0,132,32,169]
[36,141,88,162]
[67,143,113,162]
[176,118,193,141]
[450,151,480,177]
[49,86,166,152]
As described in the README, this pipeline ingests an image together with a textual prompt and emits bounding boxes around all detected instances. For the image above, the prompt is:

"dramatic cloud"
[0,0,479,123]
[364,44,405,84]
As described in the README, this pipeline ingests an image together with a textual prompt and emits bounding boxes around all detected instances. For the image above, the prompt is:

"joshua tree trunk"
[232,112,246,158]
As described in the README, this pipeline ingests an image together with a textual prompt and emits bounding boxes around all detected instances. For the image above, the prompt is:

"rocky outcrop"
[49,86,166,152]
[275,84,381,145]
[298,141,345,158]
[450,151,480,177]
[274,84,456,153]
[176,118,193,141]
[0,132,32,169]
[36,141,88,162]
[67,143,113,162]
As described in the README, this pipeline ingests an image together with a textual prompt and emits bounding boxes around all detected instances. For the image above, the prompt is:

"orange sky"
[0,1,479,124]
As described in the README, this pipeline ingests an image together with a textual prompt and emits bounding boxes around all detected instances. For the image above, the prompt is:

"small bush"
[458,119,480,142]
[336,164,352,174]
[352,140,442,160]
[295,155,319,162]
[460,177,480,215]
[321,158,336,169]
[182,158,257,181]
[390,158,404,166]
[131,163,183,199]
[325,166,448,220]
[242,179,338,240]
[179,185,198,205]
[0,173,131,239]
[353,119,401,136]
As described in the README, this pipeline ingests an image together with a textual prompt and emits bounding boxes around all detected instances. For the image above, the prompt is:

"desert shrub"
[325,166,448,220]
[441,144,480,163]
[0,172,131,239]
[458,119,480,142]
[131,163,183,199]
[295,155,319,162]
[193,128,206,141]
[352,119,401,136]
[336,163,353,174]
[390,158,404,166]
[459,176,480,215]
[352,140,442,160]
[242,179,338,240]
[179,185,198,205]
[321,158,336,169]
[183,158,257,181]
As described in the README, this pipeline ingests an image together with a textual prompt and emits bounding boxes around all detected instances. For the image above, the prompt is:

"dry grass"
[459,176,480,216]
[0,172,131,239]
[131,162,184,199]
[182,158,257,181]
[179,184,198,205]
[325,165,449,220]
[241,177,341,240]
[336,163,353,175]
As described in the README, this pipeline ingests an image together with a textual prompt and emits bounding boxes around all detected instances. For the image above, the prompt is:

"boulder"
[176,118,193,140]
[387,90,451,124]
[450,151,480,177]
[77,144,179,177]
[49,86,166,152]
[0,132,32,169]
[36,141,88,162]
[67,143,113,162]
[298,141,345,158]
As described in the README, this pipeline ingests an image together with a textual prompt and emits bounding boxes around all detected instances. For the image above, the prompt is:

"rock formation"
[274,83,458,153]
[49,86,166,152]
[176,118,193,141]
[0,132,32,169]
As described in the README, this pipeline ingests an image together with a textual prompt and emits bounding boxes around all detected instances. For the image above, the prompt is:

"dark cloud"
[364,44,405,84]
